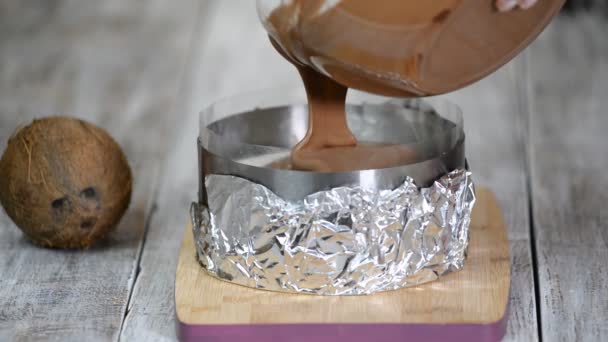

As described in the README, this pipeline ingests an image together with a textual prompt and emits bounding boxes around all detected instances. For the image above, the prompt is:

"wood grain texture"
[0,1,197,340]
[442,55,539,341]
[118,1,301,340]
[527,15,608,341]
[8,1,602,340]
[177,189,509,325]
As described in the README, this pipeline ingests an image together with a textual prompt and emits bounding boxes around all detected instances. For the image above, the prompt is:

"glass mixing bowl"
[198,88,465,201]
[257,0,564,96]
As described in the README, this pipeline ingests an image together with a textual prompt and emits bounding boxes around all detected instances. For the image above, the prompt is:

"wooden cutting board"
[175,188,510,342]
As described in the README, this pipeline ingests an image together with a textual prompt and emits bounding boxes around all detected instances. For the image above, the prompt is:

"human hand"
[496,0,538,11]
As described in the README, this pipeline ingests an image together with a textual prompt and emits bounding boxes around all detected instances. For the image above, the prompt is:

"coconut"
[0,117,132,249]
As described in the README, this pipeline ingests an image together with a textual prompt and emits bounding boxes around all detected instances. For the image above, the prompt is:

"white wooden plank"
[119,1,302,340]
[442,54,539,341]
[0,1,197,340]
[527,14,608,341]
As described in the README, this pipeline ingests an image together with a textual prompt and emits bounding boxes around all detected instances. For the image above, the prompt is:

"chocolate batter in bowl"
[198,89,465,202]
[257,0,563,174]
[258,0,565,96]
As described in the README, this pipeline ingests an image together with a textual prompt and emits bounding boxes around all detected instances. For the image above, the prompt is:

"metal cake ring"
[191,95,474,295]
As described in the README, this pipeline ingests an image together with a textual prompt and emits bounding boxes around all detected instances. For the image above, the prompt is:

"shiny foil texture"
[191,169,475,295]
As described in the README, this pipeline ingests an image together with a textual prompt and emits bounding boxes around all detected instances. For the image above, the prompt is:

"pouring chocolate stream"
[263,0,564,172]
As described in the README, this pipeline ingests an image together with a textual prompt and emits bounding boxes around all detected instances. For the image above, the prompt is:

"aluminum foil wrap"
[191,169,475,295]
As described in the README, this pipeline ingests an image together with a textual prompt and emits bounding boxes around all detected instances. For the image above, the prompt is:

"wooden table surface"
[0,1,606,341]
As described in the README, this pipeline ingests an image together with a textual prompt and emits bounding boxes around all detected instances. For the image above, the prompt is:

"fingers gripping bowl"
[191,90,475,295]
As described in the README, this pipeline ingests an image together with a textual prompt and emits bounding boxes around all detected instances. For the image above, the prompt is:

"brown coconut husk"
[0,117,132,249]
